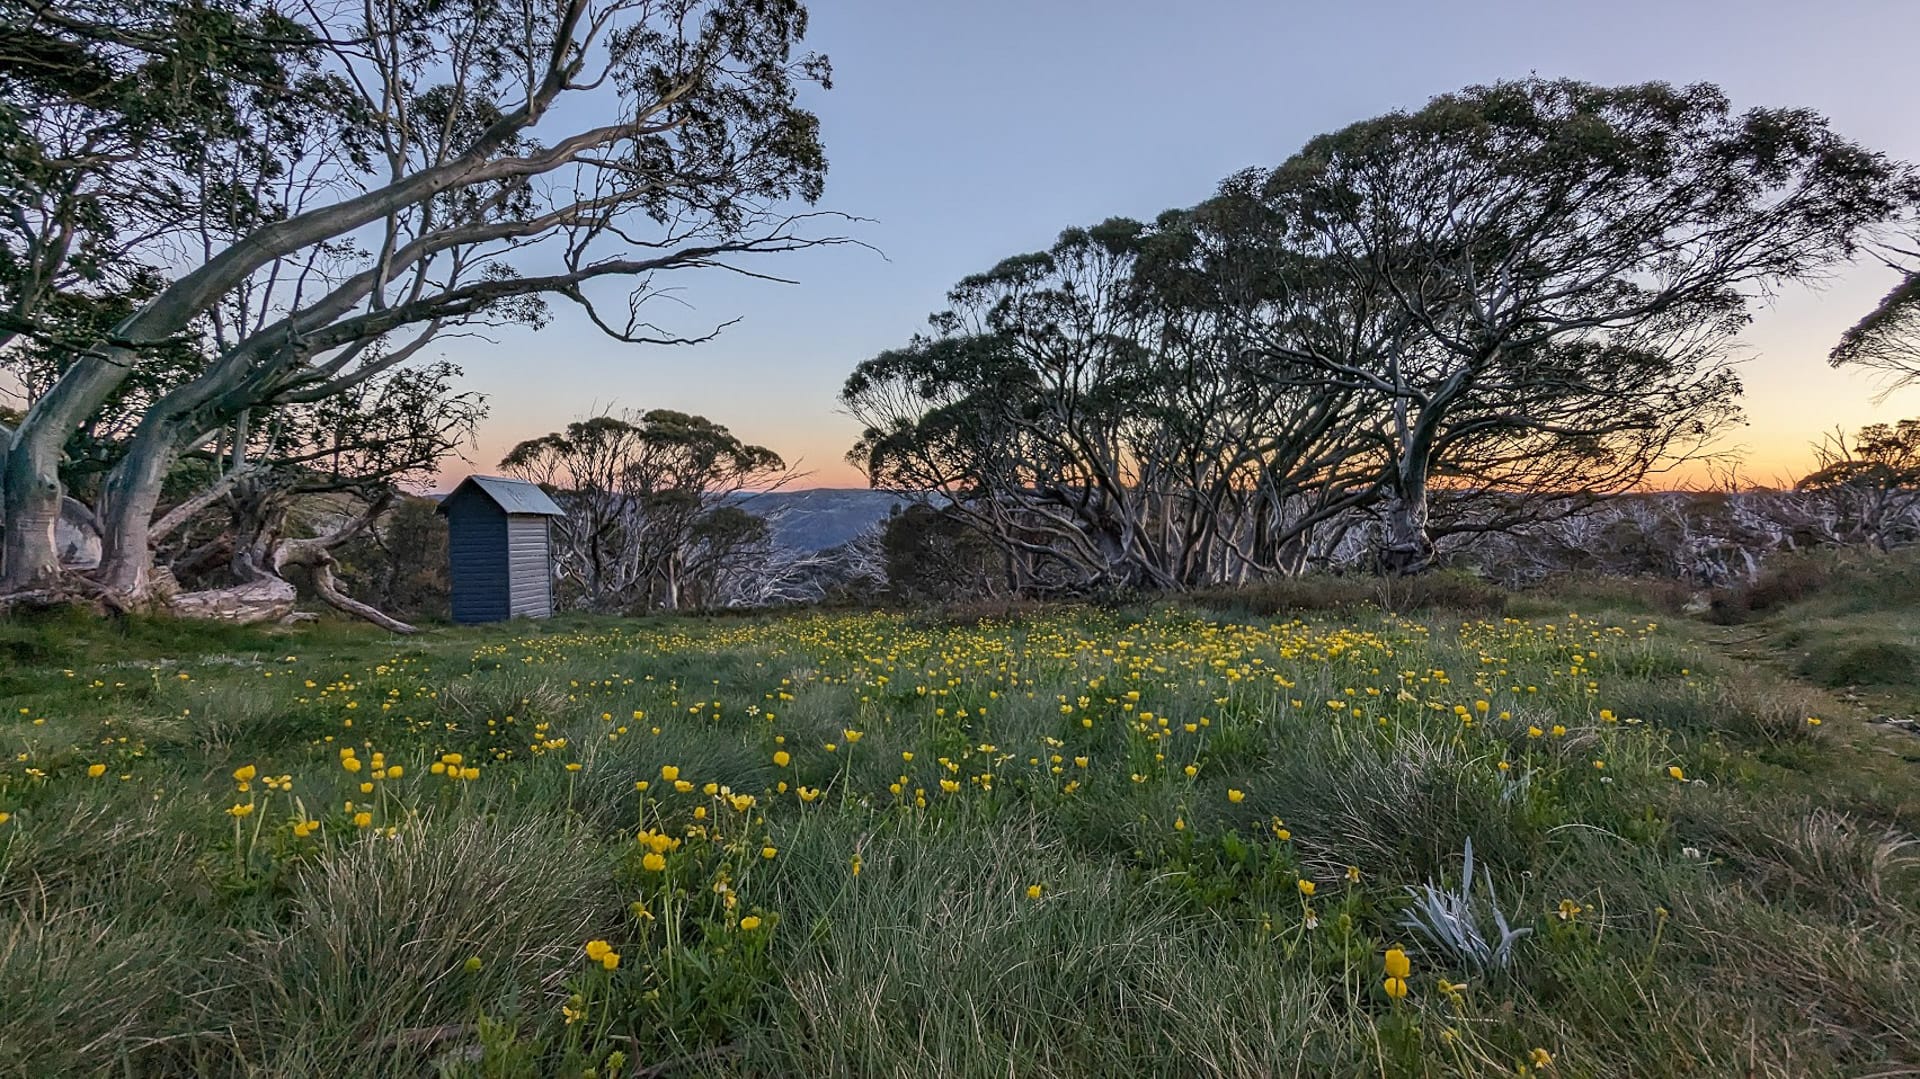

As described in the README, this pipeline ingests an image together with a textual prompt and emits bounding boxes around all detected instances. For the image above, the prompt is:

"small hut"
[438,475,566,623]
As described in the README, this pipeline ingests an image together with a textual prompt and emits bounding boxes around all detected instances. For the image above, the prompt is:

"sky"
[437,0,1920,491]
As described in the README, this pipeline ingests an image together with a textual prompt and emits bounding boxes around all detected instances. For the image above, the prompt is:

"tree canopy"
[847,78,1906,586]
[0,0,844,621]
[502,409,787,611]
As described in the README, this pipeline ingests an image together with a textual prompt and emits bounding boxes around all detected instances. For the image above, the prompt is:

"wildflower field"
[1,597,1916,1077]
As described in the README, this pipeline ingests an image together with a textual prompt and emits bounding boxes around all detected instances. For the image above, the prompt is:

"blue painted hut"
[437,475,566,623]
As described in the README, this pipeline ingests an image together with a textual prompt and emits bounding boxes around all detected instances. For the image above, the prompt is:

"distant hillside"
[732,488,912,551]
[428,482,916,553]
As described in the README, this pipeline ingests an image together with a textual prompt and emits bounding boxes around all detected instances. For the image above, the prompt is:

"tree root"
[307,559,417,634]
[0,576,134,617]
[274,539,417,634]
[6,488,417,633]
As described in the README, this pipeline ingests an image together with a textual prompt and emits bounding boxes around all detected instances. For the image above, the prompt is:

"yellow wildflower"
[1384,947,1410,980]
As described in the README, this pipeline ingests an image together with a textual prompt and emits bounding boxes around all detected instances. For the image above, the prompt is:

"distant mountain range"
[429,482,916,553]
[732,488,913,551]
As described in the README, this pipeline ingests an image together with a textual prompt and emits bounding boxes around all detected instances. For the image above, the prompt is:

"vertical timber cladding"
[505,515,553,617]
[437,475,566,623]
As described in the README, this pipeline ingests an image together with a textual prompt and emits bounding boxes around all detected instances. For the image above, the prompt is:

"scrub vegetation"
[3,565,1917,1078]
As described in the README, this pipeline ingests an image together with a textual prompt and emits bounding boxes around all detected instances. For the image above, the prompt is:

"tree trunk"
[1380,486,1435,575]
[168,576,298,624]
[1379,387,1450,577]
[1,461,64,588]
[662,556,681,611]
[2,338,155,589]
[95,421,190,599]
[2,416,71,588]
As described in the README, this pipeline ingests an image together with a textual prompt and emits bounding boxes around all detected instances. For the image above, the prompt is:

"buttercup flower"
[1384,947,1411,980]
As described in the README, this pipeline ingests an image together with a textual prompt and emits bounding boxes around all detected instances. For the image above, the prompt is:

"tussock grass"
[1796,633,1920,687]
[226,814,618,1077]
[0,903,220,1078]
[1,588,1916,1076]
[761,809,1330,1077]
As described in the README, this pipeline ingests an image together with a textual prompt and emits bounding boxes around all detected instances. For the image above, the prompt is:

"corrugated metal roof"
[443,475,567,516]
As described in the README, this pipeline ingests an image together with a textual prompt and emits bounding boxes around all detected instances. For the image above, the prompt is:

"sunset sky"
[436,0,1920,492]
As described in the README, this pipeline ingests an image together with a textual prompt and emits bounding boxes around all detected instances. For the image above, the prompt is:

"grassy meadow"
[2,574,1918,1077]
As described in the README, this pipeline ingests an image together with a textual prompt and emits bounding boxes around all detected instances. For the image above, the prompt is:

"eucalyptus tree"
[845,216,1381,591]
[1,0,843,608]
[1249,79,1901,572]
[849,79,1903,588]
[157,361,483,630]
[1796,417,1920,550]
[1,0,315,575]
[1133,191,1392,575]
[1831,182,1920,395]
[501,409,787,611]
[0,0,306,355]
[846,223,1177,592]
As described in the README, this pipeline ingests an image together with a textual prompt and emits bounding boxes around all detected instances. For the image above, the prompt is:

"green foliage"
[1797,636,1920,687]
[331,496,451,621]
[880,502,1006,603]
[501,409,788,611]
[1193,569,1507,618]
[844,77,1905,585]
